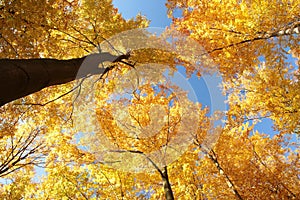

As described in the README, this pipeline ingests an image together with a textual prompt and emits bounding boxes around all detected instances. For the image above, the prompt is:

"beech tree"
[0,0,299,199]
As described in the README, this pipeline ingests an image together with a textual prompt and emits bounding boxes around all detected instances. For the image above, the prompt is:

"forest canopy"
[0,0,299,199]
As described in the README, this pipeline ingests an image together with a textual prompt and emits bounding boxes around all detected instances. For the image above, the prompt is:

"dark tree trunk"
[0,53,121,107]
[162,166,175,200]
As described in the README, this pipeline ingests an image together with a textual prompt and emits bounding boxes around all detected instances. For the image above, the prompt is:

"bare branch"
[0,129,47,178]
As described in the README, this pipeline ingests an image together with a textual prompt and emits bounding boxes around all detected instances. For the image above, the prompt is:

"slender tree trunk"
[143,154,175,200]
[161,166,175,200]
[208,150,243,200]
[0,53,123,107]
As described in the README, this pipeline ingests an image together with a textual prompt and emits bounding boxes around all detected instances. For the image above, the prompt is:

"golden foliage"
[0,0,299,199]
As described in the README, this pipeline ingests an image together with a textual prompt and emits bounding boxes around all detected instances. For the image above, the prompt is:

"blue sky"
[113,0,171,27]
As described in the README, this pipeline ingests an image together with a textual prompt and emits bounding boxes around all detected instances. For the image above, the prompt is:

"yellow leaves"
[1,0,299,198]
[224,50,232,58]
[95,81,183,153]
[0,165,37,199]
[168,0,300,79]
[224,61,300,134]
[0,0,151,196]
[1,0,149,59]
[205,126,300,199]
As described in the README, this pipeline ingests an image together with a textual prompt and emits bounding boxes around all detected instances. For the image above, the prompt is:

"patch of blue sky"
[253,118,279,136]
[136,187,154,199]
[175,66,211,107]
[32,165,47,183]
[113,0,171,27]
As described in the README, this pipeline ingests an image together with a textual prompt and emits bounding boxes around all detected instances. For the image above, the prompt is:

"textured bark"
[0,53,121,106]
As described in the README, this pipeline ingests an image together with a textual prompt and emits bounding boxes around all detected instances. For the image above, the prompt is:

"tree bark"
[142,153,175,200]
[0,53,122,107]
[162,166,175,200]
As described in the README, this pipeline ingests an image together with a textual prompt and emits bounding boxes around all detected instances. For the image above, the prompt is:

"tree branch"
[203,20,300,56]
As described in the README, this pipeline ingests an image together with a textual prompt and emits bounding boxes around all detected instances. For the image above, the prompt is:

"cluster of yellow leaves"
[162,123,299,199]
[75,63,207,172]
[96,82,182,153]
[166,0,300,138]
[166,0,300,79]
[225,63,300,134]
[0,0,149,59]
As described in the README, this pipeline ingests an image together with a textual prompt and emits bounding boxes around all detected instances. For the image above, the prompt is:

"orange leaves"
[197,126,300,199]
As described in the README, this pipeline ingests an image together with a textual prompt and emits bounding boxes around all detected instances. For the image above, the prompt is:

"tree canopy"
[0,0,299,199]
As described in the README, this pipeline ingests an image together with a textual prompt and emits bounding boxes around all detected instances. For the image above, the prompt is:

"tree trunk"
[0,53,121,107]
[162,166,175,200]
[207,150,243,200]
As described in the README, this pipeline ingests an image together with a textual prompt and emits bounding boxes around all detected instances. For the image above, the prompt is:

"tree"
[167,0,300,133]
[0,0,147,196]
[0,0,299,199]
